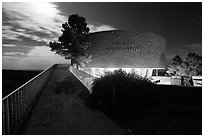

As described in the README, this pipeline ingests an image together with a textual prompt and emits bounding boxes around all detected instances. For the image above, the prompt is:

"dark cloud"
[3,37,48,47]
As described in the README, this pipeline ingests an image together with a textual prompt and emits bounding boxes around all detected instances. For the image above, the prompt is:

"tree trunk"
[189,77,194,86]
[181,76,185,86]
[71,59,79,69]
[71,59,74,66]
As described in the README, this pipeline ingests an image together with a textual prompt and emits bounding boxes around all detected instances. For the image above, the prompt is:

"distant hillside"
[2,70,42,98]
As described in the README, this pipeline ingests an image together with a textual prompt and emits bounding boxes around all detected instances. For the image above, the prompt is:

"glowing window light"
[87,68,164,78]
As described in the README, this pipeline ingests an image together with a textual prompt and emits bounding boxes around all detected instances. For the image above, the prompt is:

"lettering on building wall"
[106,42,141,52]
[107,47,141,52]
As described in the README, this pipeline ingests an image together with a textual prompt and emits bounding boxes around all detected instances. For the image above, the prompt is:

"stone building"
[81,30,166,78]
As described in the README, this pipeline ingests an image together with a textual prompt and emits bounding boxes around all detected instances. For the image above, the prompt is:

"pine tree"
[49,14,91,68]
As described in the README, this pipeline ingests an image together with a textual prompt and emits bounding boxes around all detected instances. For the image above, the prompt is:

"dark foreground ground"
[3,67,202,135]
[2,70,42,98]
[86,84,202,135]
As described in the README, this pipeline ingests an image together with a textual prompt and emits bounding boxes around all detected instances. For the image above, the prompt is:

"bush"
[84,69,202,134]
[86,69,154,120]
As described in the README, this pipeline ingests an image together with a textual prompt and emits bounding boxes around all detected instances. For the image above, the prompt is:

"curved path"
[22,65,126,135]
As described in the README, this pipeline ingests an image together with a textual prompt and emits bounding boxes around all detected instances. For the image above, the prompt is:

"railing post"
[13,92,18,127]
[9,96,15,133]
[2,101,6,135]
[23,86,27,113]
[19,89,23,121]
[17,91,20,125]
[6,98,10,135]
[22,87,26,116]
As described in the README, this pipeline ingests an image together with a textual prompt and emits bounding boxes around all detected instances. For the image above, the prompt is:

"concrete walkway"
[23,66,126,135]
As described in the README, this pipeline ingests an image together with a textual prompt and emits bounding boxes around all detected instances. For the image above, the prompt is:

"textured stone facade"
[86,30,166,68]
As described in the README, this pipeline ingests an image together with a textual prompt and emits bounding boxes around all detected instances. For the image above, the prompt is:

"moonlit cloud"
[16,29,26,32]
[88,23,117,33]
[3,2,116,42]
[2,2,117,70]
[4,45,62,57]
[3,2,67,42]
[3,52,25,56]
[3,44,17,47]
[3,54,69,70]
[3,26,23,41]
[3,46,69,70]
[3,2,116,43]
[27,46,57,57]
[3,27,51,43]
[3,2,66,31]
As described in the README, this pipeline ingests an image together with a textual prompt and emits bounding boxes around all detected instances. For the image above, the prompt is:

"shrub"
[166,53,202,86]
[86,69,154,120]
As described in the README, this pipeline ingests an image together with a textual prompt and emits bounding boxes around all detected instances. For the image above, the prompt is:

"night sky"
[2,2,202,70]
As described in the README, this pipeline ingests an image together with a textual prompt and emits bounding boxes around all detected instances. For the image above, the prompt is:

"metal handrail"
[2,64,56,135]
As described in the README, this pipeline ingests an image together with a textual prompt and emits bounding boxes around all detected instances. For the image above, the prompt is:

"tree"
[173,55,182,65]
[49,14,91,68]
[167,53,202,86]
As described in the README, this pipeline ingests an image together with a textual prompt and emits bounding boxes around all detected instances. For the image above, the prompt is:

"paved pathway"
[23,66,126,135]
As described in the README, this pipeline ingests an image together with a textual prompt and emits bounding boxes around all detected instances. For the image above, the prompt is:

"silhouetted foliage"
[167,52,202,86]
[85,69,202,135]
[86,69,154,119]
[173,55,182,65]
[49,14,91,68]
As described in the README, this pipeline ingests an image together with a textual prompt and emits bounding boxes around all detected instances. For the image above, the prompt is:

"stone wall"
[86,30,166,68]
